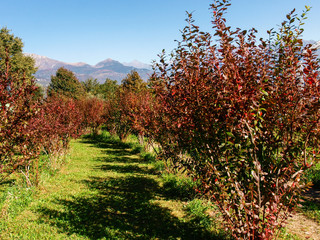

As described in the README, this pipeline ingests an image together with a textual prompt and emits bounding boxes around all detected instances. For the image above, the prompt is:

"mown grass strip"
[0,134,229,239]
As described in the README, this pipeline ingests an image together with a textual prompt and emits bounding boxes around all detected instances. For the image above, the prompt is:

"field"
[0,132,319,240]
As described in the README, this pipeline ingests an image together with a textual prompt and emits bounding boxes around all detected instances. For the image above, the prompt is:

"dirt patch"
[286,212,320,239]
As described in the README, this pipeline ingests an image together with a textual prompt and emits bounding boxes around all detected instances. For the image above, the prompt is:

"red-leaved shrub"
[78,97,106,135]
[147,1,320,239]
[0,49,40,182]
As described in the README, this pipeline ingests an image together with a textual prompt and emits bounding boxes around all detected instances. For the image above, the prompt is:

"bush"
[0,28,41,183]
[78,96,106,135]
[147,1,320,239]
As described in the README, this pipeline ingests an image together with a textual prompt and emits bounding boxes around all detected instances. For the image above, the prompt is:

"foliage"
[103,79,149,141]
[21,95,84,184]
[47,67,86,99]
[95,78,119,100]
[102,71,150,141]
[104,90,134,140]
[82,77,99,95]
[33,84,45,100]
[126,89,166,149]
[0,28,40,183]
[147,1,320,239]
[0,27,37,82]
[78,96,106,135]
[0,28,85,186]
[121,70,147,93]
[33,96,84,153]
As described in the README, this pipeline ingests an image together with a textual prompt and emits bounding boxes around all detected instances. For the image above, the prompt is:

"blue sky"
[1,0,319,65]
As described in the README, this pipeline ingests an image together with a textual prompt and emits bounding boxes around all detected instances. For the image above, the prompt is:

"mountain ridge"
[25,53,153,87]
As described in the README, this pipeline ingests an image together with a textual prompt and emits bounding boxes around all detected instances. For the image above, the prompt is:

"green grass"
[301,199,320,223]
[305,162,320,189]
[0,133,230,239]
[0,184,35,219]
[277,229,301,240]
[161,173,198,201]
[299,162,320,223]
[2,132,316,239]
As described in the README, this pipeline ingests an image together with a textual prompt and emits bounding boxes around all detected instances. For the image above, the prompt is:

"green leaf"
[261,90,269,96]
[226,132,234,137]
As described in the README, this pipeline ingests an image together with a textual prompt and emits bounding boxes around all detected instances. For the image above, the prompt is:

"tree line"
[0,25,148,186]
[1,0,320,239]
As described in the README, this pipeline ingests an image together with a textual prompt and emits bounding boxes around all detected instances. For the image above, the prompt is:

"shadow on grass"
[97,163,156,175]
[36,134,229,239]
[301,187,320,222]
[81,134,131,150]
[88,134,205,201]
[0,179,15,187]
[37,175,225,239]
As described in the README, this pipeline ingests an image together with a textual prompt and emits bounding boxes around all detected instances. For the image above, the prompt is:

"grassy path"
[0,135,223,240]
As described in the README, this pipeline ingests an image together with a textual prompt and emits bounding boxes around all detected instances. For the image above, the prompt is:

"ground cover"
[0,132,319,239]
[0,133,228,239]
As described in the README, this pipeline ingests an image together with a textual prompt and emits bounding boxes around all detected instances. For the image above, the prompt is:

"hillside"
[25,54,153,86]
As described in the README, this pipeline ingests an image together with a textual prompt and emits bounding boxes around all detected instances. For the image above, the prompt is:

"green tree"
[96,78,119,100]
[82,78,99,95]
[33,83,45,100]
[121,70,146,92]
[0,27,36,81]
[47,67,85,99]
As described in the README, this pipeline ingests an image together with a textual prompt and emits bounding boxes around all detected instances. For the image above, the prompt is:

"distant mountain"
[122,60,152,70]
[25,54,153,87]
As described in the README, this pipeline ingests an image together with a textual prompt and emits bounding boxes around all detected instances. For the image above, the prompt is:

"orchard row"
[1,1,320,239]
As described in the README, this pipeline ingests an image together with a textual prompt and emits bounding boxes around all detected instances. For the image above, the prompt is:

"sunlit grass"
[301,199,320,223]
[0,133,231,239]
[1,131,317,239]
